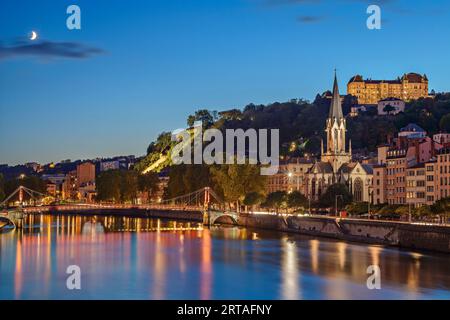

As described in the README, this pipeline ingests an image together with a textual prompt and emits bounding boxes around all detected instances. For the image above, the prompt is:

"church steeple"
[329,70,344,120]
[322,71,352,172]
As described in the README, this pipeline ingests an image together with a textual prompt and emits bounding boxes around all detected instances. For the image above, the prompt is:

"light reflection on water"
[0,214,449,300]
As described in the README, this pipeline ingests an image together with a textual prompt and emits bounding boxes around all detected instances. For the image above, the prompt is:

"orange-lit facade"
[347,73,429,105]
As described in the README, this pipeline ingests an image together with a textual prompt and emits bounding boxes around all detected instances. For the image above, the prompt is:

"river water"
[0,214,449,300]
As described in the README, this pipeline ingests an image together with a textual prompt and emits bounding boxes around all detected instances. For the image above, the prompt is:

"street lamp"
[367,184,373,219]
[335,194,344,217]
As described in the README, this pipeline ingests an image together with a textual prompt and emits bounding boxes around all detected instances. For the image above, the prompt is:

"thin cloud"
[264,0,321,5]
[263,0,395,6]
[0,40,104,61]
[297,15,324,23]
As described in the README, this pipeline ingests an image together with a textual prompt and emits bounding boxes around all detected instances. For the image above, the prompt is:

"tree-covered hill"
[136,92,450,175]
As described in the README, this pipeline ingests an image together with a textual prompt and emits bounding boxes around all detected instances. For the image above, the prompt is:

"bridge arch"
[211,214,238,225]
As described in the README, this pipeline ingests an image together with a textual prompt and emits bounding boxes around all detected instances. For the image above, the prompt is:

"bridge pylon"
[203,187,211,226]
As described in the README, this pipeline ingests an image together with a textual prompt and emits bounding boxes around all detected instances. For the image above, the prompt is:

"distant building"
[433,133,450,145]
[398,123,427,139]
[349,105,369,117]
[436,148,450,200]
[76,162,96,202]
[347,73,429,105]
[377,97,405,115]
[406,163,426,208]
[25,162,41,172]
[63,170,78,200]
[374,124,443,205]
[41,173,67,199]
[266,157,314,194]
[425,160,438,205]
[100,160,120,172]
[372,165,386,205]
[76,162,95,186]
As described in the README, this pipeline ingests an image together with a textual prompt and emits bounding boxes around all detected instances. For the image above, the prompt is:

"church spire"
[328,70,344,119]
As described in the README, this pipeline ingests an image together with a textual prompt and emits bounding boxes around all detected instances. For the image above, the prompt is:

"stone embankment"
[238,214,450,253]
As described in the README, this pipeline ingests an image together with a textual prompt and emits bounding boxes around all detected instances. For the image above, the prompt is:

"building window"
[354,178,363,202]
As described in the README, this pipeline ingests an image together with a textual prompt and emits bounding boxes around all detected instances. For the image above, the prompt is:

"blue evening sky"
[1,0,449,165]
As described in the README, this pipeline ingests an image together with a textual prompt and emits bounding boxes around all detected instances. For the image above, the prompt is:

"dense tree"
[146,132,172,155]
[0,173,5,202]
[210,162,267,211]
[264,191,287,213]
[383,104,396,115]
[243,192,265,212]
[187,109,217,128]
[286,191,308,211]
[96,170,122,202]
[4,176,46,195]
[440,114,450,132]
[97,170,159,203]
[2,175,47,204]
[119,171,139,203]
[345,202,369,216]
[318,183,352,210]
[166,164,212,199]
[432,197,450,223]
[414,205,434,218]
[138,172,159,197]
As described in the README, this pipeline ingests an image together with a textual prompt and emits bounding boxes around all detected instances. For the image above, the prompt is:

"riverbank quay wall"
[43,207,203,222]
[238,214,450,253]
[32,207,449,253]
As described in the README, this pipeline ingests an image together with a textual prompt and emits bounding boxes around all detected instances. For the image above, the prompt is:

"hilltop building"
[347,73,429,105]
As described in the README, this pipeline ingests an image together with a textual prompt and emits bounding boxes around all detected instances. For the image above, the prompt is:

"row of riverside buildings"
[267,72,450,208]
[40,161,169,204]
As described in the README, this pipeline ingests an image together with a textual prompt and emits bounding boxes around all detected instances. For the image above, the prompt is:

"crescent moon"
[30,31,38,41]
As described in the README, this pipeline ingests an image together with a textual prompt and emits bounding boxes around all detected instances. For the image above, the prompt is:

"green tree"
[120,171,139,203]
[96,170,121,202]
[318,184,352,210]
[0,173,5,202]
[5,176,46,198]
[187,109,216,128]
[138,172,159,202]
[286,191,308,212]
[243,192,265,212]
[440,114,450,132]
[383,104,396,115]
[210,162,267,211]
[432,197,450,223]
[146,132,172,155]
[346,202,369,216]
[138,172,159,192]
[166,164,212,199]
[414,205,434,218]
[264,191,288,214]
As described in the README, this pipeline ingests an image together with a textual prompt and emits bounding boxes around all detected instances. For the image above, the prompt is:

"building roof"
[401,72,427,83]
[339,162,357,174]
[400,123,426,133]
[329,72,344,119]
[360,164,374,174]
[348,75,364,83]
[308,162,333,174]
[348,73,427,85]
[407,163,425,169]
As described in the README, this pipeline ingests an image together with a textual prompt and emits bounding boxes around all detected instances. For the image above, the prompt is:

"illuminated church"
[305,73,373,202]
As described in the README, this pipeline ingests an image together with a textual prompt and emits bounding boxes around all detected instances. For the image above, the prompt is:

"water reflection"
[0,214,449,299]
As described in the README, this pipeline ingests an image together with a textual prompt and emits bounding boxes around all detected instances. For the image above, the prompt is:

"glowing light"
[29,31,38,41]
